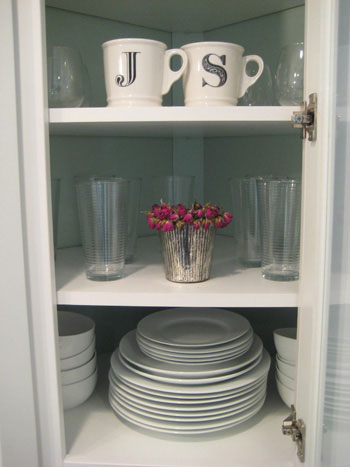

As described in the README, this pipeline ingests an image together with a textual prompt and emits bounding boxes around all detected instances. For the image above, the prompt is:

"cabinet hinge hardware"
[282,405,306,462]
[291,93,317,141]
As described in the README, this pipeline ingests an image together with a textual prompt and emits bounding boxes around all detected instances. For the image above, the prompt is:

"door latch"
[282,405,306,462]
[292,93,317,141]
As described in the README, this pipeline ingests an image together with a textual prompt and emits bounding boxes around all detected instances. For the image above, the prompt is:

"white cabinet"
[1,0,339,466]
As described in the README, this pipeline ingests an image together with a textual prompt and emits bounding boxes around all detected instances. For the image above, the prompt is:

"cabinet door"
[296,0,348,466]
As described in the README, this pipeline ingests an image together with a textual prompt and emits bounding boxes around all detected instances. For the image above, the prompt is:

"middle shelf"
[56,236,298,307]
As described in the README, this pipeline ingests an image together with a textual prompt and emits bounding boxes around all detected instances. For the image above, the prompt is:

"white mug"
[181,41,264,106]
[102,38,188,106]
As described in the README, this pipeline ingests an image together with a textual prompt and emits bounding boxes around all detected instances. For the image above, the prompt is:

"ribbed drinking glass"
[75,177,128,281]
[257,177,301,281]
[233,177,262,267]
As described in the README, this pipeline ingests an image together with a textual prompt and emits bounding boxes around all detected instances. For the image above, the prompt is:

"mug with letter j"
[102,38,188,106]
[181,41,264,106]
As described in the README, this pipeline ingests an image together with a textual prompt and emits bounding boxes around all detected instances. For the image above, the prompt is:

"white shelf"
[49,107,300,138]
[56,236,298,308]
[63,354,294,467]
[46,0,304,33]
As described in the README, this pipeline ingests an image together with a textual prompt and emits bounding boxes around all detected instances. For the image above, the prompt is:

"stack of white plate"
[58,311,98,410]
[109,308,270,435]
[324,305,350,426]
[273,328,297,408]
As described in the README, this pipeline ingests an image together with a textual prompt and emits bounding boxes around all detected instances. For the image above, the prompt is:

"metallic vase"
[159,225,216,283]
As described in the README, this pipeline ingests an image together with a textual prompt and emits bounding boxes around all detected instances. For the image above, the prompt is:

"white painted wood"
[295,0,338,466]
[45,0,304,33]
[15,0,65,465]
[56,237,298,307]
[49,107,299,137]
[0,1,40,466]
[63,354,294,467]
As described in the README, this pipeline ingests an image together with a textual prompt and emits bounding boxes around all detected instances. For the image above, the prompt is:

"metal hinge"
[282,405,306,462]
[291,93,317,141]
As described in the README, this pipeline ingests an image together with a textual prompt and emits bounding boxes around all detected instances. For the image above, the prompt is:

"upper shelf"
[49,106,299,138]
[46,0,304,33]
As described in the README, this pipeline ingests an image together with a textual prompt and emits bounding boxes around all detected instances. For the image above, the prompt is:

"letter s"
[202,54,227,88]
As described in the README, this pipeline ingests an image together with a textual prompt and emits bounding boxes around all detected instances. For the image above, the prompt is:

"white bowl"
[58,311,95,359]
[273,328,297,363]
[61,352,97,385]
[62,369,98,410]
[276,354,296,380]
[275,365,295,390]
[60,337,96,371]
[276,376,295,408]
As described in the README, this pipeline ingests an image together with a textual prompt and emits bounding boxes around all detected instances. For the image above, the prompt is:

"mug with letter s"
[102,38,188,106]
[181,41,264,106]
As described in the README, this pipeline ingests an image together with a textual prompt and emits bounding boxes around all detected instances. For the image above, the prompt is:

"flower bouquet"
[146,202,233,283]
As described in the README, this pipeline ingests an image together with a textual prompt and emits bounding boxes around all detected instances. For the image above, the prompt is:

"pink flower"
[147,217,156,229]
[205,206,219,219]
[202,219,212,230]
[193,220,201,230]
[197,209,205,218]
[169,213,179,221]
[223,211,233,225]
[159,205,171,220]
[155,221,162,230]
[162,221,174,232]
[184,213,193,223]
[215,217,225,228]
[176,204,187,217]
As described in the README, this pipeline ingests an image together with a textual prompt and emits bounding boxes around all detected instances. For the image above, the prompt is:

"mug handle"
[239,55,264,98]
[162,49,188,96]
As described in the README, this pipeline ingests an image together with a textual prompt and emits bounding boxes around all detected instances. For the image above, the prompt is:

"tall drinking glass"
[232,177,262,267]
[275,42,304,106]
[257,177,301,281]
[152,175,195,206]
[75,177,128,281]
[125,178,142,263]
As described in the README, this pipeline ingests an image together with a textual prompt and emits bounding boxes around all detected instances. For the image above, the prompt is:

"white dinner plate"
[137,308,251,347]
[110,389,266,422]
[136,327,254,355]
[109,369,267,402]
[110,348,271,393]
[109,379,266,413]
[119,330,262,379]
[109,394,266,434]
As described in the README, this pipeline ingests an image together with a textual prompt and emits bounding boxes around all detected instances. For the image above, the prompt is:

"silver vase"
[159,225,216,283]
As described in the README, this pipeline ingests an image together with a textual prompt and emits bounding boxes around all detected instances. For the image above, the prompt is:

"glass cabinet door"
[319,1,350,465]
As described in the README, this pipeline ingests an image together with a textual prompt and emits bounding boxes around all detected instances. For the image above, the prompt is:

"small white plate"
[137,308,251,347]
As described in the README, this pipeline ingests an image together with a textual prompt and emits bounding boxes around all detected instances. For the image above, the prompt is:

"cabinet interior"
[46,2,304,464]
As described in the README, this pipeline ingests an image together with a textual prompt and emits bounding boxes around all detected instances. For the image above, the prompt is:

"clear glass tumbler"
[275,42,304,106]
[75,177,128,281]
[152,175,195,206]
[239,63,274,106]
[47,46,84,108]
[257,177,301,281]
[232,177,262,267]
[125,178,142,263]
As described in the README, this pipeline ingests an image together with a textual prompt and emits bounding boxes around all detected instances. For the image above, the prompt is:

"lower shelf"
[56,236,298,307]
[63,354,294,467]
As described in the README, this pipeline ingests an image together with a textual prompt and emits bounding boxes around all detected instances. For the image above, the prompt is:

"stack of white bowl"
[58,311,97,410]
[273,328,297,408]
